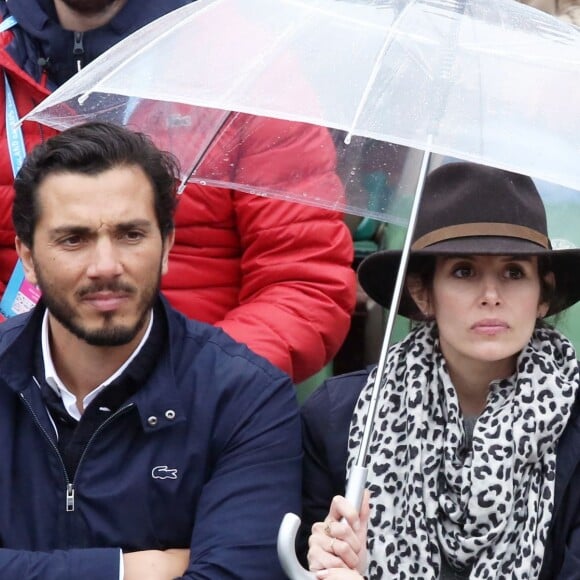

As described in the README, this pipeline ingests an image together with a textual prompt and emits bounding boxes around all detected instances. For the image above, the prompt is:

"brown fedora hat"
[358,162,580,319]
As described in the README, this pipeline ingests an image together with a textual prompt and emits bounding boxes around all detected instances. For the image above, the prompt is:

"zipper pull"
[73,32,84,72]
[66,483,75,512]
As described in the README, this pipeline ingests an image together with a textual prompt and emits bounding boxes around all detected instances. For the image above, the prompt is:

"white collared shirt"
[40,310,154,420]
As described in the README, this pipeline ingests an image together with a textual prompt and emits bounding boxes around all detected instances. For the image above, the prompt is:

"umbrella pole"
[277,146,433,579]
[348,145,432,485]
[177,111,233,195]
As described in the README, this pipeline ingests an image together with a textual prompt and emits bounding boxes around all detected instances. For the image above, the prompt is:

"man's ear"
[406,274,432,317]
[161,230,175,276]
[15,237,38,285]
[538,271,556,318]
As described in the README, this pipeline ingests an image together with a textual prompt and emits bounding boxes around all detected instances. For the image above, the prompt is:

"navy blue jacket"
[300,369,580,579]
[5,0,192,87]
[0,298,301,579]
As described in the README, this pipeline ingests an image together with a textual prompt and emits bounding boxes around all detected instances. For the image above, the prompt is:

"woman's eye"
[452,266,473,278]
[506,266,524,279]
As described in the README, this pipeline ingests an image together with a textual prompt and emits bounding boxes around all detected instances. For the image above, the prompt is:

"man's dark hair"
[13,121,180,247]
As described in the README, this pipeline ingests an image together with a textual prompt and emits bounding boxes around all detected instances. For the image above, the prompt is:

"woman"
[301,162,580,580]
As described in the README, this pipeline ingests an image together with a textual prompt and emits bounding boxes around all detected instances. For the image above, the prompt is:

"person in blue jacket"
[0,121,301,579]
[300,162,580,580]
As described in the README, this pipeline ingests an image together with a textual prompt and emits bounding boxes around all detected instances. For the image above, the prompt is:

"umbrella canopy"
[22,0,580,226]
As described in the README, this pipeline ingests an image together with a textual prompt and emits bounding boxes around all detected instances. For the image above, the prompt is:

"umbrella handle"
[277,465,367,579]
[277,513,316,580]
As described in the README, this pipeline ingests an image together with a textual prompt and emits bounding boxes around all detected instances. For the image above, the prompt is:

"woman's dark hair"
[405,254,558,321]
[404,256,436,322]
[13,122,180,247]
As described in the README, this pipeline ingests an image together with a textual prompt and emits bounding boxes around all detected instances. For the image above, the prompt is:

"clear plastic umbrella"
[21,0,580,577]
[22,0,580,222]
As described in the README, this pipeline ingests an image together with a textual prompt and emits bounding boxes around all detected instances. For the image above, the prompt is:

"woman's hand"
[307,491,370,579]
[315,569,365,579]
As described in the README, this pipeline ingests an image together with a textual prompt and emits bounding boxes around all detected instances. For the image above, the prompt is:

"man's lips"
[471,319,510,335]
[81,292,130,312]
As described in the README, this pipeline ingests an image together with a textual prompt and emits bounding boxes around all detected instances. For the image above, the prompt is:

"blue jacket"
[0,297,301,579]
[5,0,192,87]
[300,369,580,579]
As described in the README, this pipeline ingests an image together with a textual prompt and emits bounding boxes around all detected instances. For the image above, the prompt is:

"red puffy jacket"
[0,28,356,383]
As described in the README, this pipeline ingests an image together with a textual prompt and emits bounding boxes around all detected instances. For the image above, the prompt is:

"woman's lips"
[471,319,510,335]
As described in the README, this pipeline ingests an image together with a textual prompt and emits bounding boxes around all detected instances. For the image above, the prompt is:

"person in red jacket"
[0,0,356,383]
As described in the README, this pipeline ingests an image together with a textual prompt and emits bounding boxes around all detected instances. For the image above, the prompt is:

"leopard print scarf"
[347,322,578,580]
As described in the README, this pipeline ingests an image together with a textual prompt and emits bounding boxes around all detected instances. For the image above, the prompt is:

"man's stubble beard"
[34,267,162,347]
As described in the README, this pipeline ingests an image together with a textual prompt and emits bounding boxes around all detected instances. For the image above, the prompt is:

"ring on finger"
[324,522,332,536]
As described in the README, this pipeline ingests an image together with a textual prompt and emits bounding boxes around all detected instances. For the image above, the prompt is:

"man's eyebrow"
[49,220,154,236]
[114,220,154,230]
[49,225,92,237]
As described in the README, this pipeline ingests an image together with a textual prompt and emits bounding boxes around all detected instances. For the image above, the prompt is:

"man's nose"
[86,238,123,278]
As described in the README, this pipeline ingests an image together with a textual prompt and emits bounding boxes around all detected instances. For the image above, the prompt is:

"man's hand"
[123,548,190,580]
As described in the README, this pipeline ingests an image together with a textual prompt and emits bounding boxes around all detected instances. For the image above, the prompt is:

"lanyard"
[0,15,16,32]
[1,15,26,178]
[0,13,38,322]
[4,73,27,177]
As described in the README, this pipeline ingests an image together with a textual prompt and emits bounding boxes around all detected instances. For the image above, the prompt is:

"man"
[0,122,301,579]
[0,0,357,383]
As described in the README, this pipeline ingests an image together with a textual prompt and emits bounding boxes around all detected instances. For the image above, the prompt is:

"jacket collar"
[0,295,188,431]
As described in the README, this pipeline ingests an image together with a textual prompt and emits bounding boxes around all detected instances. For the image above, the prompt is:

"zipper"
[73,32,84,72]
[70,403,135,499]
[20,390,135,513]
[19,391,72,511]
[66,483,75,512]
